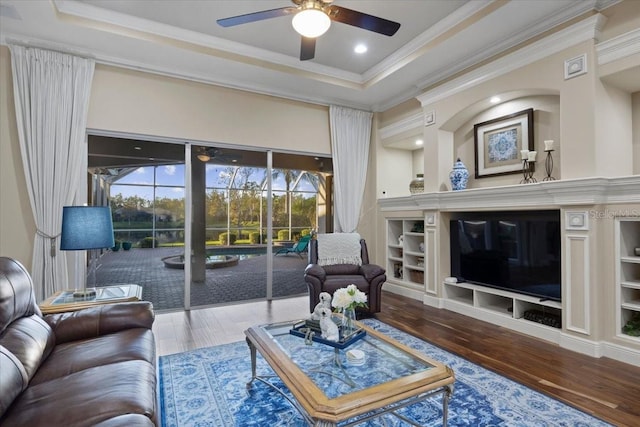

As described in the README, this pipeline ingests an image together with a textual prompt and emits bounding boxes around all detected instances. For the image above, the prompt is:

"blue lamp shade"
[60,206,115,250]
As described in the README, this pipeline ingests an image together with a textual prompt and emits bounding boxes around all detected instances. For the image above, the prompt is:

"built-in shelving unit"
[386,219,425,290]
[443,281,563,342]
[616,217,640,340]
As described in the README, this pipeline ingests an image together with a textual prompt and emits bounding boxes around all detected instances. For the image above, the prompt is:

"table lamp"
[60,206,115,298]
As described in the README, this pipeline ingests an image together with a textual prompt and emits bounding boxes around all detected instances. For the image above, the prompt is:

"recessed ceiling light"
[134,146,142,150]
[354,44,367,54]
[415,139,423,146]
[490,96,501,103]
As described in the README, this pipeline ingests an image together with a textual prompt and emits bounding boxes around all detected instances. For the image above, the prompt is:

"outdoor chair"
[275,235,311,258]
[304,233,386,315]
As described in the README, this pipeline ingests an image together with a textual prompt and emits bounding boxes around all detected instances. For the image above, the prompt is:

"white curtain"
[329,105,373,233]
[9,45,95,300]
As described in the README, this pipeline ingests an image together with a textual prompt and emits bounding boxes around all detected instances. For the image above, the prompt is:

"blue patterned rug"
[159,319,610,426]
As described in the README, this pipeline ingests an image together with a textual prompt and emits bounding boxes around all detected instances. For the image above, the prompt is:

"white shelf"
[386,218,425,289]
[444,281,562,332]
[622,280,640,290]
[615,217,640,340]
[622,302,640,311]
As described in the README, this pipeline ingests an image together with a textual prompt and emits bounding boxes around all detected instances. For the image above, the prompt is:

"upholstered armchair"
[304,234,386,315]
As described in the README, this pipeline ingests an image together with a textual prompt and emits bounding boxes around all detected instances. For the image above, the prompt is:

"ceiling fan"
[196,147,241,164]
[217,0,401,61]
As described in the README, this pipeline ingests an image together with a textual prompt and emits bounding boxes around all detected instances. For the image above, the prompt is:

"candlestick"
[520,149,529,160]
[544,140,554,151]
[527,151,537,162]
[520,159,537,184]
[543,149,556,181]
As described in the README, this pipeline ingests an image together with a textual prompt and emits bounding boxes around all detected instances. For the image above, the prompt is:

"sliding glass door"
[90,134,330,311]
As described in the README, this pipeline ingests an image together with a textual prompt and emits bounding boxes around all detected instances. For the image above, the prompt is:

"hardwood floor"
[153,291,640,426]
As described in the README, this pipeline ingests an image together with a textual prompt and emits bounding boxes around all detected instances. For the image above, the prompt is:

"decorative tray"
[290,319,366,350]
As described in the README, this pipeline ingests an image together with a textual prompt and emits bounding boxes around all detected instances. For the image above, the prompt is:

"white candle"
[544,140,554,151]
[520,149,529,160]
[527,151,537,162]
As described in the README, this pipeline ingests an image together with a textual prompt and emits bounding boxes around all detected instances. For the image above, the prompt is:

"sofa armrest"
[304,264,326,282]
[360,264,386,282]
[44,301,154,344]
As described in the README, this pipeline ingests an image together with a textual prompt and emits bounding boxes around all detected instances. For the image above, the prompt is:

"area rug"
[159,319,610,426]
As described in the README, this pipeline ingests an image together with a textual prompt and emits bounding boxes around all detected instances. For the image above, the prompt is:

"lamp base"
[73,288,97,299]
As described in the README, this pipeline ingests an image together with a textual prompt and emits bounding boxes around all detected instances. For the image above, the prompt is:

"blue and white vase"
[449,158,469,191]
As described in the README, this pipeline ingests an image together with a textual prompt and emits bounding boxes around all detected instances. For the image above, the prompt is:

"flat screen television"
[450,210,561,302]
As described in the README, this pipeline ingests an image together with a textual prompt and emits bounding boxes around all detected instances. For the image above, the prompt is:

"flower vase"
[341,307,357,337]
[449,158,469,191]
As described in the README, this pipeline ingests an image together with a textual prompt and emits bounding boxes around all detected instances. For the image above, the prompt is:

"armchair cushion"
[361,264,386,282]
[322,264,361,276]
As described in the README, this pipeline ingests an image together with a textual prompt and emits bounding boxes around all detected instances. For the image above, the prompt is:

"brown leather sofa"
[0,257,158,427]
[304,238,386,315]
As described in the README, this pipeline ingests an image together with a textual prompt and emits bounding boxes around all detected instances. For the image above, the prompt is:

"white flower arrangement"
[331,284,368,312]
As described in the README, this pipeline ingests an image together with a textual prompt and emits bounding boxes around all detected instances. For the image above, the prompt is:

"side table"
[39,284,143,315]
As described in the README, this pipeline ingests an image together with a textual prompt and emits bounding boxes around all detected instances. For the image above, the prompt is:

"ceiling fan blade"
[217,7,294,27]
[327,5,400,36]
[300,37,316,61]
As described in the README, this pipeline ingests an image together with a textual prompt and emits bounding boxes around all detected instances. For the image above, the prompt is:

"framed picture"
[474,108,534,178]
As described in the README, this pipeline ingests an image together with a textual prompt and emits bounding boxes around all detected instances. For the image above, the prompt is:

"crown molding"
[0,31,374,112]
[416,14,607,107]
[379,112,424,141]
[597,27,640,65]
[51,0,365,88]
[415,1,605,94]
[362,0,491,85]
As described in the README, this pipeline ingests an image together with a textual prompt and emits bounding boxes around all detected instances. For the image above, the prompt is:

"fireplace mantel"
[378,176,640,212]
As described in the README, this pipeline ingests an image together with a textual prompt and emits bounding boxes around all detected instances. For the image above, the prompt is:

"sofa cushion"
[30,328,155,385]
[1,359,157,427]
[0,315,55,381]
[45,301,155,344]
[0,345,28,417]
[0,257,42,334]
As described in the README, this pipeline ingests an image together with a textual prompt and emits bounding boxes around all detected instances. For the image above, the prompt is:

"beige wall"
[88,65,331,153]
[453,95,561,189]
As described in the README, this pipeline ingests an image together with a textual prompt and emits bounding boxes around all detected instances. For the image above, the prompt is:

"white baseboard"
[382,282,424,302]
[602,341,640,367]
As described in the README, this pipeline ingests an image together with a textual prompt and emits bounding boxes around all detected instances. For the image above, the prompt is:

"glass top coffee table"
[244,318,455,426]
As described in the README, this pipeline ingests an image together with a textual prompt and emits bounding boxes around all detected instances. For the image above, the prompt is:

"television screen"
[450,210,561,301]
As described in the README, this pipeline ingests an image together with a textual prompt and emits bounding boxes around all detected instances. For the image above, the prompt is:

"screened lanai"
[88,135,333,311]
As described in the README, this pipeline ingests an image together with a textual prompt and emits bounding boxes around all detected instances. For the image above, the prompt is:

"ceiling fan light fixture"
[197,153,211,162]
[292,7,330,38]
